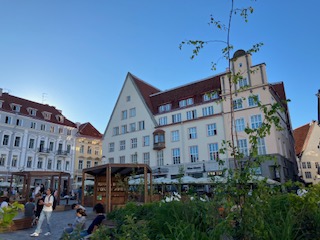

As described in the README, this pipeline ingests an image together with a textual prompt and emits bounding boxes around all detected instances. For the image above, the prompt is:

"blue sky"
[0,1,319,133]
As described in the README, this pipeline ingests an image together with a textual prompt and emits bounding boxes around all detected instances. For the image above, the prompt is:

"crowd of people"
[25,186,106,238]
[0,183,106,238]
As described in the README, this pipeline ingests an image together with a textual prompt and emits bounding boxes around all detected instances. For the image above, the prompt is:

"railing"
[56,150,69,156]
[38,148,50,154]
[153,142,165,150]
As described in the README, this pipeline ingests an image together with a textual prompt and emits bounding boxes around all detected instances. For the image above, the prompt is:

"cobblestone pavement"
[0,201,95,240]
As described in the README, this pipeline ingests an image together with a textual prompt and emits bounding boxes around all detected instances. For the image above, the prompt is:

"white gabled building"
[294,120,320,185]
[0,89,77,183]
[102,50,298,183]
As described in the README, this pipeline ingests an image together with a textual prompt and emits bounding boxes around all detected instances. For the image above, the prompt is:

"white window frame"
[143,136,150,147]
[129,108,136,117]
[207,123,217,136]
[188,127,197,139]
[251,114,262,129]
[238,77,248,88]
[157,150,164,166]
[248,95,259,107]
[238,139,248,157]
[109,142,115,152]
[131,138,138,148]
[233,99,243,110]
[189,146,199,162]
[119,140,126,150]
[202,106,214,116]
[257,138,267,155]
[235,118,245,132]
[172,113,182,123]
[143,152,150,165]
[209,143,219,161]
[172,148,181,164]
[159,116,167,126]
[121,110,127,120]
[171,130,180,142]
[186,110,197,120]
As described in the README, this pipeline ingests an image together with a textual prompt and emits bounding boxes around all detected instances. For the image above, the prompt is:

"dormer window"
[158,103,171,113]
[42,111,52,120]
[11,104,21,112]
[28,108,37,116]
[179,98,194,108]
[56,115,64,123]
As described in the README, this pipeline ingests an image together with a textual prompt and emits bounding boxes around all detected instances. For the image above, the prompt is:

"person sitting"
[61,208,87,237]
[24,197,36,218]
[79,203,105,238]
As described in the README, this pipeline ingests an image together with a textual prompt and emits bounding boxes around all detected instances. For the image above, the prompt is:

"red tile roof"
[77,122,102,139]
[129,73,160,112]
[131,73,222,115]
[293,122,313,156]
[0,92,76,128]
[270,82,288,110]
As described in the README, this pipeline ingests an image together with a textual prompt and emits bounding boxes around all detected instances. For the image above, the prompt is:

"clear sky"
[0,1,319,133]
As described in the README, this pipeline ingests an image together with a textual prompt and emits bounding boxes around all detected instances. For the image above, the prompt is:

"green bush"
[103,185,320,240]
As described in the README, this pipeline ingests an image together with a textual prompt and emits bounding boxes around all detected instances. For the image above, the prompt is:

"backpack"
[50,195,57,210]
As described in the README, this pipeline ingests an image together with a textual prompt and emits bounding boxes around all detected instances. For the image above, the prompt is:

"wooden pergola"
[82,163,152,213]
[10,171,71,204]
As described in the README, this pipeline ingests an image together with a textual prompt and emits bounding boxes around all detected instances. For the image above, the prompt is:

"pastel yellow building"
[74,122,103,185]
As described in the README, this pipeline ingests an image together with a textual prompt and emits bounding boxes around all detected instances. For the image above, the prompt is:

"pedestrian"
[30,188,54,237]
[61,208,87,238]
[79,203,105,238]
[24,197,36,218]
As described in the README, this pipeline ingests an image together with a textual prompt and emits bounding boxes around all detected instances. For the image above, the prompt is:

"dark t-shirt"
[35,198,44,217]
[87,214,105,234]
[25,202,35,217]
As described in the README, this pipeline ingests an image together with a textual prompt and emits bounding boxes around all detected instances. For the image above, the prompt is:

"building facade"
[74,122,103,184]
[221,50,298,183]
[102,50,298,183]
[0,89,77,185]
[294,120,320,185]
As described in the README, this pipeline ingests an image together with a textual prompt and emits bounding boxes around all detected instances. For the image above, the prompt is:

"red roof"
[131,73,222,115]
[78,122,102,139]
[0,92,76,128]
[270,82,288,110]
[293,122,313,156]
[130,73,160,112]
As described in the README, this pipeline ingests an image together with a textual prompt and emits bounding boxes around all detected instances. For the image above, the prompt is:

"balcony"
[153,142,166,150]
[56,150,69,156]
[38,148,50,154]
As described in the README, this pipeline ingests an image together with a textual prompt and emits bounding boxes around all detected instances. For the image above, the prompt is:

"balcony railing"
[56,150,69,156]
[38,148,50,154]
[153,142,166,150]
